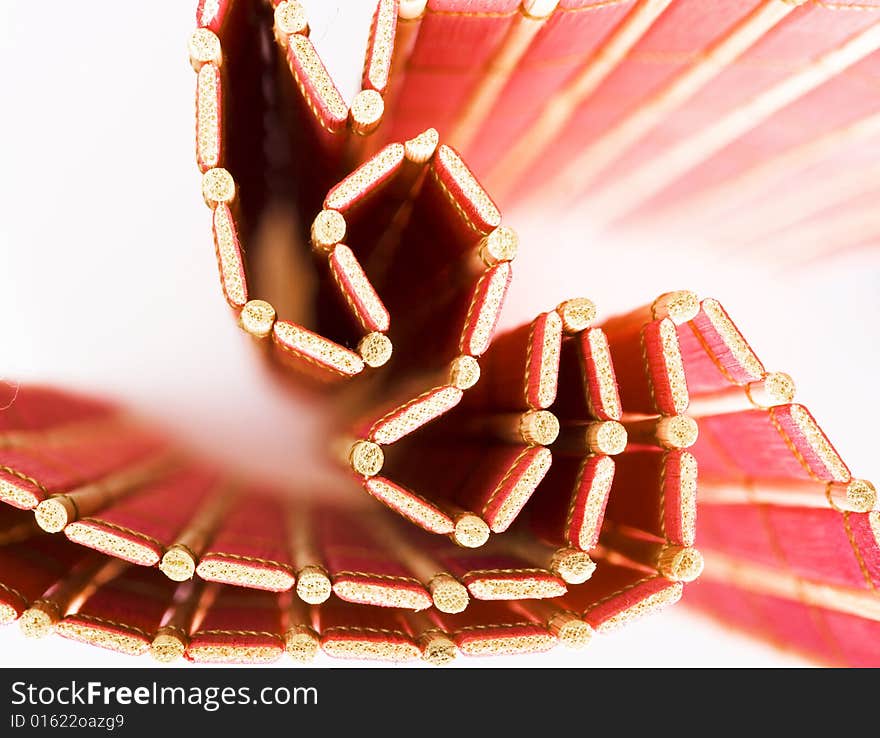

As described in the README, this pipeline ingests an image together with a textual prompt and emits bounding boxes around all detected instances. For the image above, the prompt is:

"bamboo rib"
[150,582,207,663]
[542,0,801,202]
[700,551,880,622]
[286,503,331,605]
[686,372,796,417]
[465,410,561,445]
[447,1,560,153]
[714,162,880,251]
[623,415,697,450]
[554,420,628,456]
[360,1,426,160]
[650,110,880,232]
[404,611,458,665]
[34,456,175,534]
[366,512,470,614]
[761,205,880,267]
[0,417,129,451]
[19,558,125,639]
[596,533,704,583]
[502,535,596,585]
[697,478,876,514]
[578,20,880,223]
[159,484,235,582]
[285,597,320,663]
[485,0,674,198]
[512,600,594,649]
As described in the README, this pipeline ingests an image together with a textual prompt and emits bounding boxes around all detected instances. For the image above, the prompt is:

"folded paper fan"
[0,0,875,670]
[0,530,681,665]
[0,377,699,664]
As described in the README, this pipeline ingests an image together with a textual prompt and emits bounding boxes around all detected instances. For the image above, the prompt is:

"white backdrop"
[1,0,875,667]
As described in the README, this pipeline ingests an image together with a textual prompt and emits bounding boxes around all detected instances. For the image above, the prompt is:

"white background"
[1,0,876,667]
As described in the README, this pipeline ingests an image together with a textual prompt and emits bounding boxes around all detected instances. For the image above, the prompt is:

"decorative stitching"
[368,386,448,439]
[658,452,668,539]
[324,626,407,637]
[583,575,656,611]
[840,511,877,592]
[454,621,536,634]
[768,407,821,482]
[195,629,283,640]
[564,455,589,547]
[465,568,552,576]
[458,266,493,353]
[429,163,482,234]
[334,571,423,585]
[687,321,741,386]
[524,319,537,406]
[0,581,28,609]
[65,613,150,639]
[201,551,294,572]
[273,324,354,378]
[0,465,50,496]
[76,518,163,551]
[481,446,534,518]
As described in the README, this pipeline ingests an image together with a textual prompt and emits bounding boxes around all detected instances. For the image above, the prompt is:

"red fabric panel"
[195,588,283,635]
[188,588,284,661]
[70,467,219,564]
[385,1,521,142]
[603,316,685,415]
[685,579,853,666]
[675,125,880,238]
[0,432,164,509]
[314,508,431,609]
[588,5,880,217]
[0,385,113,433]
[602,318,653,414]
[676,300,764,394]
[462,315,557,412]
[197,493,293,590]
[823,609,880,668]
[695,407,849,483]
[434,600,553,654]
[67,567,177,642]
[685,577,769,635]
[849,512,880,588]
[517,0,762,193]
[463,1,639,176]
[629,50,880,218]
[526,454,614,550]
[559,561,681,627]
[697,504,880,592]
[552,334,589,421]
[0,536,88,618]
[454,444,551,532]
[605,449,694,545]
